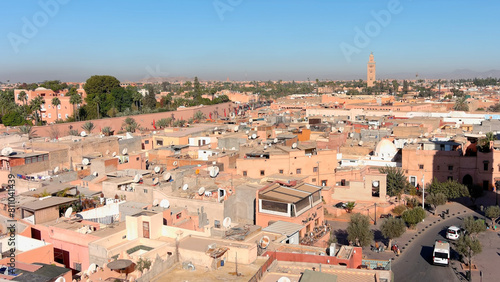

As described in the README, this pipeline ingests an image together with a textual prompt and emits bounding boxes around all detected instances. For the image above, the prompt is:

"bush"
[392,205,407,216]
[402,207,426,228]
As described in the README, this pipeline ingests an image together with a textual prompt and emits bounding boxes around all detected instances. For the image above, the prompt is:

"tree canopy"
[380,217,406,249]
[427,178,469,200]
[401,207,426,228]
[379,166,411,197]
[347,213,373,247]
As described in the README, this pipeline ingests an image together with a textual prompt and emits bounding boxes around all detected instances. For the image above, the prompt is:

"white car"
[446,226,462,240]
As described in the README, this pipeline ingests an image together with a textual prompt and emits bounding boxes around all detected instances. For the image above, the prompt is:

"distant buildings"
[367,52,376,87]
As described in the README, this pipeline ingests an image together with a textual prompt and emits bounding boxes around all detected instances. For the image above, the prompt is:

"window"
[48,113,51,118]
[38,155,43,162]
[26,158,31,164]
[43,155,48,161]
[296,168,301,174]
[340,179,346,186]
[243,171,247,176]
[145,140,149,144]
[143,189,148,193]
[57,105,61,109]
[65,114,69,118]
[437,165,440,170]
[261,200,288,213]
[42,113,46,118]
[74,262,82,271]
[279,169,284,174]
[484,162,489,171]
[313,167,318,172]
[419,164,424,170]
[409,176,417,187]
[312,178,316,183]
[260,170,265,176]
[448,165,453,171]
[321,180,327,186]
[156,140,163,146]
[214,220,221,228]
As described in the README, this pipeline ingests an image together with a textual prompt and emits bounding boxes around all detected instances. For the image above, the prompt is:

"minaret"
[367,52,376,87]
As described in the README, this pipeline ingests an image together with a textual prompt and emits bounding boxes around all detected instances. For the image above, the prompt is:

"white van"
[446,226,462,240]
[433,240,450,266]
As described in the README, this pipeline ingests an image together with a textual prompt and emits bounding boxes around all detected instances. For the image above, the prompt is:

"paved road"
[392,216,467,282]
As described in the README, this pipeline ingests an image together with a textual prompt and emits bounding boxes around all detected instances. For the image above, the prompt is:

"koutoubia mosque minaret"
[367,52,376,87]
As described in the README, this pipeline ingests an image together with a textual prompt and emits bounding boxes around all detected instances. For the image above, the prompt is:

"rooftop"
[21,197,77,212]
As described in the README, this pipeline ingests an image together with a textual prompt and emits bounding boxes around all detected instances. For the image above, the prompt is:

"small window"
[437,165,440,170]
[279,169,284,174]
[484,162,489,171]
[156,140,163,146]
[419,164,424,170]
[312,178,316,183]
[321,180,327,186]
[65,114,69,118]
[26,158,31,164]
[143,189,148,193]
[43,155,48,161]
[57,105,61,109]
[243,171,247,176]
[214,220,221,228]
[448,165,453,171]
[58,113,61,118]
[260,170,265,176]
[48,113,51,118]
[145,140,149,144]
[296,168,301,174]
[136,157,139,161]
[313,167,318,172]
[74,262,82,271]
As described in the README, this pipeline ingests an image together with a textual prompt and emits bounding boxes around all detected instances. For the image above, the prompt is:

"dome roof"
[375,139,397,158]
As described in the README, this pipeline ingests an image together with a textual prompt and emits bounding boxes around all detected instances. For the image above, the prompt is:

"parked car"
[380,213,393,219]
[446,226,464,240]
[334,202,347,209]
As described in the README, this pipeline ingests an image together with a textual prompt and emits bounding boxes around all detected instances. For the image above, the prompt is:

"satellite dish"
[214,127,218,131]
[358,141,364,146]
[105,149,110,155]
[80,131,87,137]
[292,143,297,149]
[112,152,116,157]
[22,142,26,148]
[64,207,73,218]
[153,178,159,185]
[260,236,270,249]
[87,263,97,274]
[55,277,66,282]
[198,187,206,195]
[245,130,250,135]
[122,148,128,155]
[234,126,239,132]
[373,181,379,187]
[231,147,236,150]
[223,217,232,228]
[153,199,159,206]
[277,277,291,282]
[82,158,90,166]
[54,166,59,173]
[133,174,141,183]
[182,184,189,191]
[251,133,257,139]
[339,127,344,133]
[173,161,178,166]
[92,171,98,177]
[273,138,278,143]
[264,145,268,150]
[163,173,171,181]
[159,199,170,209]
[306,124,310,129]
[154,166,161,173]
[249,118,253,122]
[1,147,13,156]
[209,166,219,178]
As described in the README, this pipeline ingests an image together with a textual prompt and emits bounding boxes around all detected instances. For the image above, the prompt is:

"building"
[367,52,376,87]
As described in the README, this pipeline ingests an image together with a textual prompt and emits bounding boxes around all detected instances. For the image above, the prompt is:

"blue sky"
[1,0,499,82]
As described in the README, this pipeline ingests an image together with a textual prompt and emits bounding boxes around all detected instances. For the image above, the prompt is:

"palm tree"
[29,96,45,125]
[19,91,28,106]
[193,111,206,122]
[132,91,142,110]
[81,121,95,134]
[123,117,138,133]
[51,97,61,121]
[69,93,82,121]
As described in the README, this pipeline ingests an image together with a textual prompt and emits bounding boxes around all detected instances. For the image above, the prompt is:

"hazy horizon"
[1,0,499,83]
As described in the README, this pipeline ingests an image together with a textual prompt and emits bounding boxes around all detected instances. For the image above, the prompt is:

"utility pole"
[374,203,377,225]
[422,173,425,222]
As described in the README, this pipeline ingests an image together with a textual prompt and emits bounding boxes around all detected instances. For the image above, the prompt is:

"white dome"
[35,87,48,91]
[375,139,397,159]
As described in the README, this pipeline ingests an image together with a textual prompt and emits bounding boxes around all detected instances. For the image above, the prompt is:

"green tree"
[193,76,202,99]
[69,93,82,121]
[455,235,482,278]
[427,178,469,200]
[345,201,356,213]
[402,80,409,94]
[193,110,206,122]
[132,91,143,110]
[123,117,138,133]
[136,258,152,274]
[51,97,61,121]
[143,89,157,109]
[83,75,121,119]
[2,111,24,126]
[347,213,373,247]
[379,166,411,197]
[401,207,426,228]
[19,91,28,106]
[81,121,96,134]
[381,217,406,250]
[392,80,399,95]
[29,96,45,125]
[453,96,469,111]
[485,205,500,227]
[425,192,447,212]
[392,205,407,216]
[462,215,486,238]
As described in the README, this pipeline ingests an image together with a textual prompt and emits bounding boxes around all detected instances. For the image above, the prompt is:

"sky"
[1,0,499,82]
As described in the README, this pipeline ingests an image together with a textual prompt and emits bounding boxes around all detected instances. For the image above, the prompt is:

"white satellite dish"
[1,147,13,156]
[349,133,354,138]
[234,126,239,132]
[249,118,253,122]
[92,171,98,177]
[260,236,270,249]
[154,166,161,173]
[133,174,141,183]
[55,277,66,282]
[214,127,218,131]
[198,187,205,195]
[87,263,97,274]
[80,131,87,137]
[54,166,59,173]
[212,161,217,165]
[264,145,267,150]
[251,133,257,139]
[105,150,110,155]
[153,178,159,185]
[82,158,90,166]
[273,138,278,143]
[153,199,159,206]
[163,173,172,181]
[245,130,250,135]
[173,161,178,166]
[292,143,297,149]
[277,277,291,282]
[64,207,73,218]
[223,217,231,228]
[122,148,128,155]
[182,184,189,190]
[159,199,170,209]
[306,124,310,129]
[373,181,379,187]
[358,141,364,146]
[22,142,26,148]
[112,152,116,157]
[339,127,344,133]
[209,166,219,178]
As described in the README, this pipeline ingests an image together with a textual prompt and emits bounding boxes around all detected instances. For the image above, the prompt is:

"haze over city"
[1,0,500,82]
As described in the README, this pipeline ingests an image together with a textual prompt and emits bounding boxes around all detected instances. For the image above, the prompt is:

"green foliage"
[468,184,484,203]
[81,121,96,133]
[83,75,121,119]
[378,167,411,197]
[136,257,152,274]
[427,178,469,200]
[173,119,186,127]
[453,96,469,111]
[156,118,172,129]
[193,110,206,122]
[405,197,419,209]
[2,111,24,126]
[102,126,112,136]
[455,234,482,267]
[345,201,356,213]
[425,192,447,210]
[18,125,37,139]
[392,205,407,216]
[485,205,500,224]
[463,216,486,237]
[381,217,406,249]
[401,207,426,228]
[40,80,67,92]
[123,117,138,133]
[347,213,373,247]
